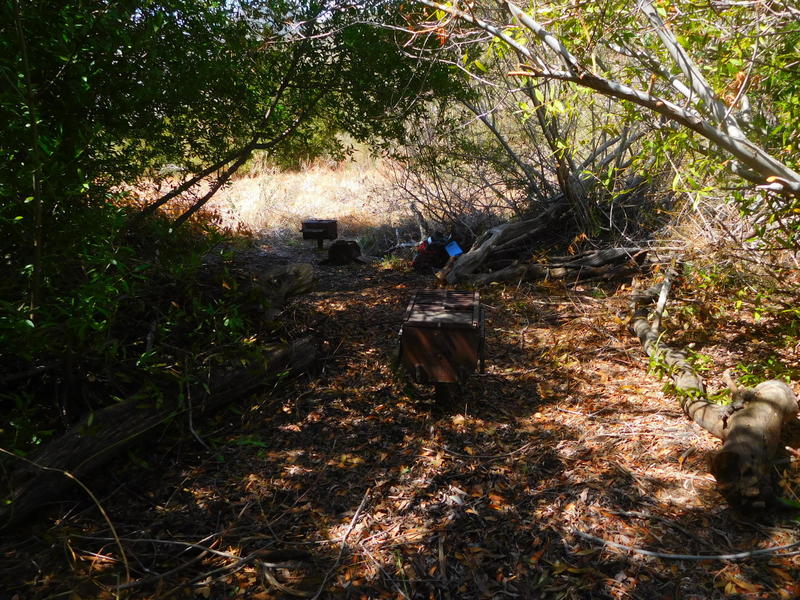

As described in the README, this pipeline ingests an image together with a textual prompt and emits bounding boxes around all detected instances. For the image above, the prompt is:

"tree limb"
[419,0,800,193]
[636,0,743,138]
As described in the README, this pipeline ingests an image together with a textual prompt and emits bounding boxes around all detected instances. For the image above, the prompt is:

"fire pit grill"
[301,219,338,249]
[399,289,485,387]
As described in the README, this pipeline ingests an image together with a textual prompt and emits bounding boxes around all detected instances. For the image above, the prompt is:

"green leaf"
[778,497,800,510]
[233,436,269,448]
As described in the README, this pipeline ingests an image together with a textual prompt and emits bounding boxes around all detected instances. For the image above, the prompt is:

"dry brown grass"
[207,157,413,243]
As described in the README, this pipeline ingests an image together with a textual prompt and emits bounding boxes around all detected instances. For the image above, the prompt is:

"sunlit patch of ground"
[9,255,800,599]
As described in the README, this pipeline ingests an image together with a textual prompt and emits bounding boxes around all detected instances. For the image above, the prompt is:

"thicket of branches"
[389,0,800,258]
[379,0,800,508]
[2,0,799,520]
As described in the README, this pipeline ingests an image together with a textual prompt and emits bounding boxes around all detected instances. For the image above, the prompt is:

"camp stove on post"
[399,290,485,401]
[300,219,338,249]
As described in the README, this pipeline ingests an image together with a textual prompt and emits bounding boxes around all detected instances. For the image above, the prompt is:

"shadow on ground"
[3,252,800,599]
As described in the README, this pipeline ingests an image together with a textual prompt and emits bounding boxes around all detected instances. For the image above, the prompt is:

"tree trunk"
[0,336,318,529]
[711,380,798,510]
[631,281,799,510]
[471,248,645,285]
[439,203,565,283]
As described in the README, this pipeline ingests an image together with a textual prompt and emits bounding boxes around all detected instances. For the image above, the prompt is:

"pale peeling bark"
[636,0,743,137]
[632,280,799,510]
[418,0,800,194]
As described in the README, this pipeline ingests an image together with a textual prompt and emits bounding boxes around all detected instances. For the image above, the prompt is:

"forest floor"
[6,236,800,600]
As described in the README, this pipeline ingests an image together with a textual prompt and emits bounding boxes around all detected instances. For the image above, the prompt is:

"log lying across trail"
[1,261,319,529]
[631,279,798,510]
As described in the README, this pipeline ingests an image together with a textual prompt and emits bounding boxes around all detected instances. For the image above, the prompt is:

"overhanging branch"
[418,0,800,195]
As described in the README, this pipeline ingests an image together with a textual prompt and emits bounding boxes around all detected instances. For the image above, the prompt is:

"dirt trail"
[7,242,800,599]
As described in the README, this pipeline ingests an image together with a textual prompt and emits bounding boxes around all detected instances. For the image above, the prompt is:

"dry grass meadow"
[206,155,416,251]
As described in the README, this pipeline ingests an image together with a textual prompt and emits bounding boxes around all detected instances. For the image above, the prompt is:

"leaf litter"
[4,244,800,600]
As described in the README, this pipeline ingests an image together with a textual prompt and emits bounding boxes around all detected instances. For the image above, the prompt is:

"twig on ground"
[556,407,605,418]
[75,533,313,594]
[651,270,673,333]
[78,535,310,566]
[575,530,800,560]
[0,447,130,582]
[437,534,450,598]
[433,442,533,460]
[266,436,338,528]
[606,510,718,551]
[155,546,312,597]
[75,535,235,559]
[161,554,252,597]
[115,541,217,591]
[310,486,371,600]
[261,565,314,598]
[186,370,210,451]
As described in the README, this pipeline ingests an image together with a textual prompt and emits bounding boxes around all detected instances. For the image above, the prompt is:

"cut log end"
[710,379,798,512]
[631,280,799,511]
[710,449,774,511]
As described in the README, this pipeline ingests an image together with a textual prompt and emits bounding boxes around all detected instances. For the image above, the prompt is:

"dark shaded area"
[2,242,800,599]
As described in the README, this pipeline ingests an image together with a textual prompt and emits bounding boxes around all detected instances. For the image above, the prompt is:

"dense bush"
[0,0,462,454]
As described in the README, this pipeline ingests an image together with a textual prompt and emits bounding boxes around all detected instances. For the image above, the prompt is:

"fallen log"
[711,376,798,509]
[551,247,646,268]
[0,336,318,529]
[201,260,314,314]
[631,279,729,437]
[471,248,646,286]
[252,262,314,306]
[438,203,566,284]
[631,278,799,510]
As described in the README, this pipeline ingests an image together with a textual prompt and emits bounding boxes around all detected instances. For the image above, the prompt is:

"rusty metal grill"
[301,219,338,248]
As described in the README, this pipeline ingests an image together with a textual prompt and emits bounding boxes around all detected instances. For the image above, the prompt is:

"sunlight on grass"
[207,158,412,243]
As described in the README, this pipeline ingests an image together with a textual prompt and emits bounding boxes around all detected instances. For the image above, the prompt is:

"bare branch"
[636,0,743,137]
[420,0,800,193]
